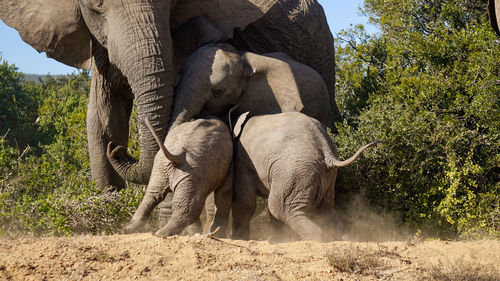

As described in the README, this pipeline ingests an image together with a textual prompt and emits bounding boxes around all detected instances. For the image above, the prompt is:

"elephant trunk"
[107,2,174,184]
[169,83,204,130]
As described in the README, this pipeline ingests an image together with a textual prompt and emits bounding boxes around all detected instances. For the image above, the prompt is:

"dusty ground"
[0,233,499,281]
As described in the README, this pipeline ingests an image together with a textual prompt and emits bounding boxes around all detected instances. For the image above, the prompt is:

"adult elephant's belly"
[171,0,277,37]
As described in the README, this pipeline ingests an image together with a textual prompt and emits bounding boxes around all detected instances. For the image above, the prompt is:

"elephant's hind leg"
[268,188,323,242]
[122,185,168,234]
[286,212,323,242]
[155,184,206,237]
[182,219,203,235]
[157,192,204,235]
[231,172,257,240]
[210,165,233,238]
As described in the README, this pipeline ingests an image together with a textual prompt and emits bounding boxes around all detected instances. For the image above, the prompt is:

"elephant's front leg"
[87,62,132,190]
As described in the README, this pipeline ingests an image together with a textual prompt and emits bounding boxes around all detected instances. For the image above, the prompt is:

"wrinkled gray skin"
[160,43,331,228]
[231,112,379,241]
[170,44,330,129]
[490,0,500,35]
[122,118,233,237]
[0,0,339,190]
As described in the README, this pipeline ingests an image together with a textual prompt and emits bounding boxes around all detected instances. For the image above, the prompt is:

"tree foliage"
[335,0,499,238]
[0,60,42,148]
[0,60,144,236]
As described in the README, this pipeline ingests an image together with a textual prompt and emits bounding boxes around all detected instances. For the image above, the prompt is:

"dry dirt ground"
[0,233,499,281]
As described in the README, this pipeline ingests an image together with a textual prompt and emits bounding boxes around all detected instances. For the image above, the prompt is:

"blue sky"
[0,0,374,75]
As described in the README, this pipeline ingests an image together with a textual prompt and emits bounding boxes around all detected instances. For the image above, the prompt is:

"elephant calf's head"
[170,44,253,128]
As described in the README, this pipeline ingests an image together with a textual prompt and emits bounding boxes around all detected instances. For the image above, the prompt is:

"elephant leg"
[210,166,233,238]
[158,194,204,235]
[158,195,204,236]
[204,192,216,232]
[87,62,132,190]
[183,219,203,235]
[268,211,285,240]
[158,193,173,227]
[268,190,322,242]
[122,185,169,234]
[232,172,257,240]
[155,183,206,237]
[285,212,323,242]
[123,159,169,234]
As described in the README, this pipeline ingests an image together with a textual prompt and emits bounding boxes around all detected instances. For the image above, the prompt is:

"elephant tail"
[144,118,181,167]
[326,141,381,168]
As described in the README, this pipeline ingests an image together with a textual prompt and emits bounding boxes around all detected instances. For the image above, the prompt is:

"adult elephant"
[489,0,500,35]
[0,0,339,189]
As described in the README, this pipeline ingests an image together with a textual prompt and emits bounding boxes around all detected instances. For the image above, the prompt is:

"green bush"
[0,60,42,148]
[0,61,144,236]
[334,0,499,238]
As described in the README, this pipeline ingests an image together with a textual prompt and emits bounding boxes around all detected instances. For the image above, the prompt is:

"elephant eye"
[212,89,224,98]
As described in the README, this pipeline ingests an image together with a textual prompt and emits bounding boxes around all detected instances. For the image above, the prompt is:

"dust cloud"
[247,195,412,243]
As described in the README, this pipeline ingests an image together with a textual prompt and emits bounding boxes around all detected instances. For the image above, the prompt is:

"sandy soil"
[0,233,499,281]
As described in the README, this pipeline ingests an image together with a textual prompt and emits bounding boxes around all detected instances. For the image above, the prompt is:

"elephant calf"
[155,42,333,231]
[170,43,330,129]
[231,112,379,241]
[115,118,233,237]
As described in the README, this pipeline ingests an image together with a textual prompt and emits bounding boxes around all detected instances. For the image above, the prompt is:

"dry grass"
[326,245,383,275]
[327,244,500,281]
[427,259,500,281]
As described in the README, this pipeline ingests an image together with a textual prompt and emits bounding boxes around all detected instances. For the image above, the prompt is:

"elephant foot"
[154,222,201,238]
[231,230,250,241]
[182,220,203,236]
[155,220,191,238]
[121,219,148,234]
[154,227,177,238]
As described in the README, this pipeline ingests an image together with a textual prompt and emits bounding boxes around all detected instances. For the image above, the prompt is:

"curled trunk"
[107,2,174,184]
[169,80,205,130]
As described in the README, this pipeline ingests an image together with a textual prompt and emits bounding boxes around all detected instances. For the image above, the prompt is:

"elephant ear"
[0,0,92,69]
[243,52,304,113]
[489,0,500,36]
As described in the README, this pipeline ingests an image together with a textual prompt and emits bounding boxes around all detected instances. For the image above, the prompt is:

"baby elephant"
[113,118,233,237]
[232,112,379,241]
[170,43,331,129]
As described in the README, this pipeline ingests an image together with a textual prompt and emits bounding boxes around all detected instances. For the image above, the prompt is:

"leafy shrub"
[0,62,143,236]
[334,0,499,238]
[0,59,42,148]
